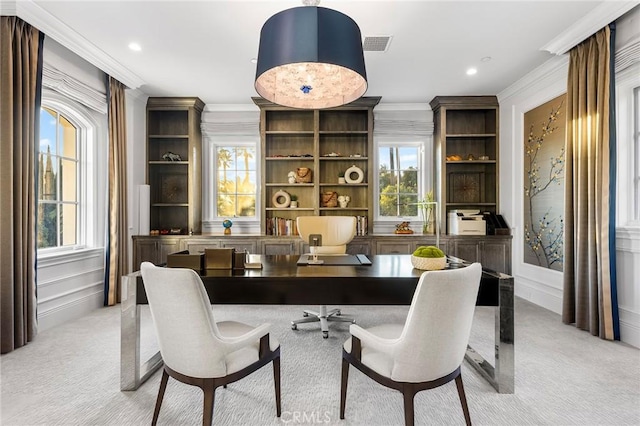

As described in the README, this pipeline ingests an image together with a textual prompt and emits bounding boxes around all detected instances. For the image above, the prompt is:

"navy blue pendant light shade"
[255,6,367,109]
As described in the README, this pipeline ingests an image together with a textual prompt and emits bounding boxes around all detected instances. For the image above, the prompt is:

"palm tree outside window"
[378,145,420,217]
[216,146,257,217]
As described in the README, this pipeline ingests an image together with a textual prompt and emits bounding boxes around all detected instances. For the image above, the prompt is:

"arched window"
[37,90,105,253]
[38,106,80,249]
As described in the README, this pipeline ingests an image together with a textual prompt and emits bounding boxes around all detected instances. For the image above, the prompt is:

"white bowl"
[411,255,446,271]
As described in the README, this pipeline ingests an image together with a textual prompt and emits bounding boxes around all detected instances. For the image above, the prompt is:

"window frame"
[374,139,428,222]
[205,135,261,223]
[38,106,81,249]
[615,61,640,227]
[634,86,640,223]
[38,90,101,255]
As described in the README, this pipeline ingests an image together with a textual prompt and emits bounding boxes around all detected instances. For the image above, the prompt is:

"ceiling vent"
[363,36,393,52]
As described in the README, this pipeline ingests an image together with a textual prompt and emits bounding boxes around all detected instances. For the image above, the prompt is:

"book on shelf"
[266,217,299,236]
[356,215,368,236]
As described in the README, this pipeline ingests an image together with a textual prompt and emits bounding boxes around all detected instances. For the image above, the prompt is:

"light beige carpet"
[1,298,639,425]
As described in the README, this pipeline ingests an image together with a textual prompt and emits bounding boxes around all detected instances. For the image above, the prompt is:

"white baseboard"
[619,307,640,348]
[516,276,640,348]
[37,291,103,332]
[514,274,563,315]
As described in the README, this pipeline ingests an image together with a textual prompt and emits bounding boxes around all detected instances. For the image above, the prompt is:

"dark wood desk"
[121,255,514,393]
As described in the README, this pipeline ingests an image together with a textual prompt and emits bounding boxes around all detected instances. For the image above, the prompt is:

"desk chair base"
[291,306,355,338]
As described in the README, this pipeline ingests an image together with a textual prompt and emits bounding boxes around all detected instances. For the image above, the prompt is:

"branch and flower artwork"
[523,95,565,271]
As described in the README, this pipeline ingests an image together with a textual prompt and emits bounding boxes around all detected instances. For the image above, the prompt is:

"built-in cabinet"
[146,97,204,235]
[446,236,511,274]
[133,237,181,266]
[430,96,499,233]
[253,97,380,236]
[134,95,512,282]
[132,234,511,274]
[182,238,258,255]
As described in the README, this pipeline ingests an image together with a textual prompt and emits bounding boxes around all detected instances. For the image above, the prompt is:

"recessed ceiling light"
[128,42,142,52]
[466,68,477,76]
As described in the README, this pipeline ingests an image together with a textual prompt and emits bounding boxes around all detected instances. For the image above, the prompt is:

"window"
[615,60,640,227]
[634,86,640,221]
[215,145,257,218]
[38,106,79,249]
[377,144,422,218]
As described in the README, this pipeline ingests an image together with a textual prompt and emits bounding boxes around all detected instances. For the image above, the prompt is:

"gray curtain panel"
[104,77,129,306]
[563,25,619,340]
[1,17,43,353]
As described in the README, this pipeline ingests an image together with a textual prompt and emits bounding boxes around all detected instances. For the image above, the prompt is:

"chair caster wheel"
[303,312,309,317]
[291,323,297,330]
[323,331,329,339]
[336,310,341,316]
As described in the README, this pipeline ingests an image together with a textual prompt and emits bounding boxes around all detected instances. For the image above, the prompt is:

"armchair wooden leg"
[340,358,350,419]
[152,370,170,426]
[273,357,282,417]
[402,385,416,426]
[202,383,216,426]
[455,375,472,426]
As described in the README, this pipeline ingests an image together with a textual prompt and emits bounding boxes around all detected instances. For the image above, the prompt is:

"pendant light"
[255,3,368,109]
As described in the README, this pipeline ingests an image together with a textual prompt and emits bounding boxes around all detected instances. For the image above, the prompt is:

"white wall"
[613,4,640,349]
[37,39,109,331]
[37,250,105,332]
[498,10,640,347]
[125,89,149,272]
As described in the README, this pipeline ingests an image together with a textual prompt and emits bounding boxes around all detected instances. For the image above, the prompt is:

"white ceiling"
[9,1,637,106]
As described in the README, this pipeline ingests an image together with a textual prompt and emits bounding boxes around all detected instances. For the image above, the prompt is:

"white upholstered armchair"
[293,215,357,338]
[140,262,281,425]
[340,263,482,426]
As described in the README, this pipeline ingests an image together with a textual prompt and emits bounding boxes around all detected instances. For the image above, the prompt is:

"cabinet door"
[133,239,159,270]
[375,241,414,255]
[262,240,299,255]
[158,239,181,265]
[481,240,511,274]
[182,239,220,254]
[220,239,258,254]
[449,240,481,264]
[347,241,371,255]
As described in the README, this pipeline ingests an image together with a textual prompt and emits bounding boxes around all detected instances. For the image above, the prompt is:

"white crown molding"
[203,103,260,112]
[0,0,17,15]
[498,55,569,102]
[541,1,640,55]
[125,87,149,104]
[375,103,430,111]
[15,0,144,89]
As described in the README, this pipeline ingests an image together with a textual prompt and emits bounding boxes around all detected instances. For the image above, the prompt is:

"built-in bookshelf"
[146,97,204,234]
[253,97,380,236]
[430,96,499,233]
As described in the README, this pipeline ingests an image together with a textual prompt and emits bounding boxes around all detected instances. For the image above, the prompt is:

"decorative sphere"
[223,219,233,229]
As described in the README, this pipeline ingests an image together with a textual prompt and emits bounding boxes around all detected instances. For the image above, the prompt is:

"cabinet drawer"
[219,240,258,254]
[375,241,414,255]
[262,240,299,255]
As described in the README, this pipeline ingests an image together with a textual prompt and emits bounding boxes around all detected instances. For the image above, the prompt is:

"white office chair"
[340,263,482,426]
[292,215,357,338]
[140,262,281,425]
